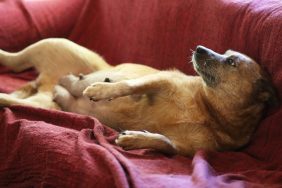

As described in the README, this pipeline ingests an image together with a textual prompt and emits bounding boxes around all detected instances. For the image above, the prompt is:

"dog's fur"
[0,38,278,156]
[0,38,110,109]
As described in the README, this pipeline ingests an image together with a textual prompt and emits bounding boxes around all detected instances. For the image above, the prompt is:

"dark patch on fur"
[253,78,279,108]
[104,77,111,82]
[79,73,84,80]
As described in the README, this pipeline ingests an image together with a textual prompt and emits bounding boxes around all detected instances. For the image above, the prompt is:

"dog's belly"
[74,94,151,130]
[73,92,204,132]
[65,91,171,132]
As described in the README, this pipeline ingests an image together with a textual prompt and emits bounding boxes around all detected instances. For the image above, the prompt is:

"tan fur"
[0,39,277,156]
[0,38,110,109]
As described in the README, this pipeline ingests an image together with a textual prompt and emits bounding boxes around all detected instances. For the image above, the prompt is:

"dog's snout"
[194,45,224,63]
[196,46,208,54]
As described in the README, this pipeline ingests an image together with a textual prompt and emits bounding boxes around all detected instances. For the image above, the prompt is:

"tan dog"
[0,38,278,156]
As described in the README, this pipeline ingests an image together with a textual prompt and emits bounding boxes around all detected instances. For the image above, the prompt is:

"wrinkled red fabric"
[0,0,282,187]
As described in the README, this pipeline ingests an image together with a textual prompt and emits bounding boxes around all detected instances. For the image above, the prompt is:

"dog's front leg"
[83,73,173,101]
[115,130,177,155]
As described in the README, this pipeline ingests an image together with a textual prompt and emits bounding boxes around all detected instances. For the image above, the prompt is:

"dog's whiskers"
[188,56,194,64]
[205,58,214,62]
[117,127,124,133]
[187,49,196,64]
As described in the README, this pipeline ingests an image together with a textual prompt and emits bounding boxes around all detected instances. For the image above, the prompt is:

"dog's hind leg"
[57,74,84,97]
[1,38,111,76]
[0,93,42,108]
[53,85,94,114]
[115,130,177,155]
[0,88,60,109]
[0,49,33,72]
[53,85,76,110]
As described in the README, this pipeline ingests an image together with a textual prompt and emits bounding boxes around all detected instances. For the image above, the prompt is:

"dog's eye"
[226,58,236,67]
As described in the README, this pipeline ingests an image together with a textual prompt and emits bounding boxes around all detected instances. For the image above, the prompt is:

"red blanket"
[1,0,282,187]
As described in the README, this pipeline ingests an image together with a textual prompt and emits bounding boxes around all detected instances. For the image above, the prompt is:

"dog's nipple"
[104,77,111,82]
[79,73,85,80]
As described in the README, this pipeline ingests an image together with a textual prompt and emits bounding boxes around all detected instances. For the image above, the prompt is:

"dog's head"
[192,45,278,107]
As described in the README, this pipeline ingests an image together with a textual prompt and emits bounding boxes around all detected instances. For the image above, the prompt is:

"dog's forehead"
[225,50,248,58]
[225,50,254,63]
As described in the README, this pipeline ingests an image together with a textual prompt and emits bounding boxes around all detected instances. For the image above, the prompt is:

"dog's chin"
[197,69,217,87]
[192,63,217,87]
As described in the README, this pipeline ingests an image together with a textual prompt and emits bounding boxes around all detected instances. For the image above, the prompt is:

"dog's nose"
[196,45,209,54]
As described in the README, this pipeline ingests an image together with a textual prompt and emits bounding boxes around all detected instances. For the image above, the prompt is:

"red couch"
[1,0,282,187]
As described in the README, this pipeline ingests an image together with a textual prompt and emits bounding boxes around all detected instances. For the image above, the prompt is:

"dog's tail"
[0,49,32,72]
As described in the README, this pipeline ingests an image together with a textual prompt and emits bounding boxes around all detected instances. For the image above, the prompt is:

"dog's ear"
[254,78,279,108]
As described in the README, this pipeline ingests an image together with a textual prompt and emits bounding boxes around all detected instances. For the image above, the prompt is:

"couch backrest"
[70,0,282,84]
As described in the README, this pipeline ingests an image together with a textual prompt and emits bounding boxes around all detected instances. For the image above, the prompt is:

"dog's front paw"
[83,82,117,102]
[115,130,151,150]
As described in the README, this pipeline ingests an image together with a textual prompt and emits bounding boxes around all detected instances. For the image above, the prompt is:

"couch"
[0,0,281,187]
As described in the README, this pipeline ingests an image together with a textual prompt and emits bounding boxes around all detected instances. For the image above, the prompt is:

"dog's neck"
[200,85,265,149]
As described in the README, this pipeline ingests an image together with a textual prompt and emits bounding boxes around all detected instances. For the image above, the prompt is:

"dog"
[0,38,278,156]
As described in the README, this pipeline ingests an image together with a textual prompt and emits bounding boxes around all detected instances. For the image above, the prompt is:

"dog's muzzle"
[192,45,224,86]
[194,45,224,63]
